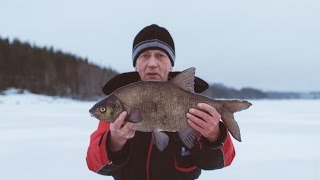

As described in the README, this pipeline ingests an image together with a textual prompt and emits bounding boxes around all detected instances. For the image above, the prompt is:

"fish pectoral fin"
[152,131,169,151]
[170,67,195,93]
[127,108,143,123]
[178,127,197,149]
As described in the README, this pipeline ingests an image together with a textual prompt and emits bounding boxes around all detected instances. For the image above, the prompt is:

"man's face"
[135,49,172,81]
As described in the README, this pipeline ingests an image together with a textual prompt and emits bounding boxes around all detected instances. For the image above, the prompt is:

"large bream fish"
[89,67,252,151]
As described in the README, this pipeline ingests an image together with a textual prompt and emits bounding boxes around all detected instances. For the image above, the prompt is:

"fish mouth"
[89,108,96,118]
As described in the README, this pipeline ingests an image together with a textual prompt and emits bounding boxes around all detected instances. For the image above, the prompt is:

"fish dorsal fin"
[170,67,195,93]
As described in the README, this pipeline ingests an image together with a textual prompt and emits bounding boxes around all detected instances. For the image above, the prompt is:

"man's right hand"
[109,111,135,152]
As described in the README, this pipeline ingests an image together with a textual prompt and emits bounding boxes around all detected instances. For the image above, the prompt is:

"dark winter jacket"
[86,71,236,180]
[86,121,235,180]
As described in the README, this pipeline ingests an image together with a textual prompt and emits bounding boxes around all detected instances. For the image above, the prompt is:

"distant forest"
[0,37,117,100]
[1,37,319,100]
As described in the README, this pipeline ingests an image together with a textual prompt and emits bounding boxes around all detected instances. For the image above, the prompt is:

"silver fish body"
[89,67,252,151]
[114,81,221,132]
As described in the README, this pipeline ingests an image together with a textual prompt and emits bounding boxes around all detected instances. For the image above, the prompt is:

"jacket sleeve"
[86,121,130,175]
[191,122,236,170]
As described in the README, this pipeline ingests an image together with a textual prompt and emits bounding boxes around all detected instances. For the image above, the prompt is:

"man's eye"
[157,53,167,58]
[140,53,149,58]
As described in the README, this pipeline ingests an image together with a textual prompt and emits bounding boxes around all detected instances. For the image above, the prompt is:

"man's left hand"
[187,103,221,143]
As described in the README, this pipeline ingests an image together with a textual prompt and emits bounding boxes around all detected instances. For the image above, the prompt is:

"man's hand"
[187,103,221,143]
[109,111,135,152]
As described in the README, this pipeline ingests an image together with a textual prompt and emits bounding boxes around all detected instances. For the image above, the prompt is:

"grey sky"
[1,0,319,92]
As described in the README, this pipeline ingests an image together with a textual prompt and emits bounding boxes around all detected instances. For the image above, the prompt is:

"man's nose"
[146,55,158,67]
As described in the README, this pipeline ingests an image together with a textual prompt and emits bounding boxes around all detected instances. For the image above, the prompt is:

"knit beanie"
[132,24,175,67]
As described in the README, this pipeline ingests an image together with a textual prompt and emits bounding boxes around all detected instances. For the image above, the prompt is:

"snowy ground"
[0,90,319,180]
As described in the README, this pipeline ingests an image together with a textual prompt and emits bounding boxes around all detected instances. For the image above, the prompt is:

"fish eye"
[99,107,106,113]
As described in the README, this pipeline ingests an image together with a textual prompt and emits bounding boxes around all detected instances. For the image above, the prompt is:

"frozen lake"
[0,92,319,180]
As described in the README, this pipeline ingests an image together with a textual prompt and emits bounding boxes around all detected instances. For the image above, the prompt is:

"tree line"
[0,37,118,100]
[2,36,315,100]
[203,83,268,99]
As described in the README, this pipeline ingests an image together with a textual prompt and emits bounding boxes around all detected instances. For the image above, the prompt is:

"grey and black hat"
[132,24,175,67]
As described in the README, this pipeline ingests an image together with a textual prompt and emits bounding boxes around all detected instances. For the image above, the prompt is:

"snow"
[1,90,320,180]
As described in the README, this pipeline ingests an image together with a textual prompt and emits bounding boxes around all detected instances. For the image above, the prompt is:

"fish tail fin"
[223,100,252,113]
[221,100,252,142]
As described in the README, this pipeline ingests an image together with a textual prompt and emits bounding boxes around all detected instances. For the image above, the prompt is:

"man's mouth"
[145,73,160,80]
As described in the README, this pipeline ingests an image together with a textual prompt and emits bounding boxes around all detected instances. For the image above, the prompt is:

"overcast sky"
[0,0,319,92]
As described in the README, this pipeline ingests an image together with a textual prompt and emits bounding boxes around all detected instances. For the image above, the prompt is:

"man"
[86,24,235,180]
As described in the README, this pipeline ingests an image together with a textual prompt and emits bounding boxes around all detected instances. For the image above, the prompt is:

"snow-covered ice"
[0,91,319,180]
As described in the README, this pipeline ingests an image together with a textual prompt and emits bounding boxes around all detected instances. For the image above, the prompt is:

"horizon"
[1,0,319,92]
[0,35,318,93]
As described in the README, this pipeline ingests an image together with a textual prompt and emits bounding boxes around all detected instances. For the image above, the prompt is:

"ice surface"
[0,92,319,180]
